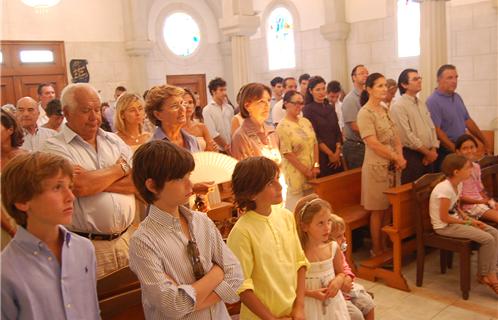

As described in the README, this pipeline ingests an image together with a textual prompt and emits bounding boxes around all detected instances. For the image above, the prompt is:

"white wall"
[1,0,130,102]
[145,0,224,92]
[448,0,498,130]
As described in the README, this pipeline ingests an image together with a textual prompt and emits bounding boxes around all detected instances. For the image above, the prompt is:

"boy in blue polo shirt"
[1,152,100,320]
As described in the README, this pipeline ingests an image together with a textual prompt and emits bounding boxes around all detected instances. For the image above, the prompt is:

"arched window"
[397,0,420,57]
[163,12,200,57]
[267,7,296,70]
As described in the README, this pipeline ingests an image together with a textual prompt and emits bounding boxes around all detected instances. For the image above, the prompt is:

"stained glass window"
[267,7,296,70]
[397,0,420,57]
[163,13,200,57]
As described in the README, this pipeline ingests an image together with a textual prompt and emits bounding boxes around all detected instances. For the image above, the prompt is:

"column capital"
[125,40,153,57]
[320,22,350,41]
[219,15,260,37]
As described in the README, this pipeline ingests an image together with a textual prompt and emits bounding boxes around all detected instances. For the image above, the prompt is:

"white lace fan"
[191,152,238,184]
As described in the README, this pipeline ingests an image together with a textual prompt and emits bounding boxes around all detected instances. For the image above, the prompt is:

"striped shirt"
[129,205,243,320]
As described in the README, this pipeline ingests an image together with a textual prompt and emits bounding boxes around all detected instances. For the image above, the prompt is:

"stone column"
[219,0,259,97]
[320,0,350,90]
[219,39,235,102]
[125,41,153,95]
[416,0,449,102]
[122,0,153,94]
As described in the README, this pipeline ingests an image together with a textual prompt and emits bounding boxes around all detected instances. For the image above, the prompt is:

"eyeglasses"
[187,240,205,280]
[410,76,423,82]
[288,101,304,106]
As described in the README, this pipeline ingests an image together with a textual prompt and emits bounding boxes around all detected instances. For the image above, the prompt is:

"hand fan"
[191,152,238,184]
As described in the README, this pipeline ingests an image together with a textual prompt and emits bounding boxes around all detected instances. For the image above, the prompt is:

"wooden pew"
[97,267,144,320]
[357,182,416,292]
[309,168,370,271]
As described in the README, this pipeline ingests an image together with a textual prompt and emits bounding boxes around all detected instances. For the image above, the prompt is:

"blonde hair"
[114,93,145,133]
[145,85,185,126]
[329,214,346,241]
[294,193,333,247]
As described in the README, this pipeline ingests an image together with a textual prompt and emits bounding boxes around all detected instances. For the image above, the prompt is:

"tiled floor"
[352,249,498,320]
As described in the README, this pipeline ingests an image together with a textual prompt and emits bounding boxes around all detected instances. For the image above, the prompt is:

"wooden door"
[166,74,207,107]
[14,74,66,99]
[0,77,16,106]
[0,40,68,105]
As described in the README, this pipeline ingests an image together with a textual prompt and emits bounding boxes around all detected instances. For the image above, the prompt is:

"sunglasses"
[187,240,205,280]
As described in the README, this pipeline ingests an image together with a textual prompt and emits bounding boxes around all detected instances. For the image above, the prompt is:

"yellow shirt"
[227,207,309,319]
[276,117,317,195]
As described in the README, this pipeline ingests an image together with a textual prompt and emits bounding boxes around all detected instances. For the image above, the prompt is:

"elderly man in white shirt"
[43,83,136,279]
[16,96,57,152]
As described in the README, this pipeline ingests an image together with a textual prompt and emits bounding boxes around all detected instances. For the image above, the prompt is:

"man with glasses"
[391,69,439,183]
[342,64,369,169]
[129,140,243,319]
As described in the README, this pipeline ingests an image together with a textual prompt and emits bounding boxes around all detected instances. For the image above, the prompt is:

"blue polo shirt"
[426,90,470,142]
[1,226,100,320]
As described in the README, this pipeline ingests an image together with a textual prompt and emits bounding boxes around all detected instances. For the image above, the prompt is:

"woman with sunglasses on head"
[276,90,319,211]
[303,76,344,177]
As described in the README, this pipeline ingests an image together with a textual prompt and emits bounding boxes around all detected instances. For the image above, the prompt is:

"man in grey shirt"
[342,65,368,169]
[390,69,439,184]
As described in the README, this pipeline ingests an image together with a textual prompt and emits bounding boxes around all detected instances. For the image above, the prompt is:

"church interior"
[1,0,498,319]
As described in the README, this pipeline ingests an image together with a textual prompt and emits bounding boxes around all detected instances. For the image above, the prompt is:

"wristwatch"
[118,158,130,176]
[313,162,320,168]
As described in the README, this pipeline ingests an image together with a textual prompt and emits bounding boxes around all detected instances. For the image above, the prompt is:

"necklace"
[120,131,141,143]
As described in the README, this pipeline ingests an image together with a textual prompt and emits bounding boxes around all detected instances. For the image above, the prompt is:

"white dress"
[304,241,351,320]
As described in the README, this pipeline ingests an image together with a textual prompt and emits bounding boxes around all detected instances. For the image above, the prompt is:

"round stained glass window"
[163,12,201,57]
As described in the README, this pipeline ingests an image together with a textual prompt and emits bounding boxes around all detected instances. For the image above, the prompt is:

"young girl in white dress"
[294,194,351,320]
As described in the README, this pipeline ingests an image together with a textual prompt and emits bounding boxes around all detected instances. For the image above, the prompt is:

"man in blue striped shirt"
[129,140,243,319]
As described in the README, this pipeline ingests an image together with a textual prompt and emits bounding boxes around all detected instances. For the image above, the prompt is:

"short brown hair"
[238,83,272,119]
[132,140,195,204]
[294,194,332,247]
[1,110,24,147]
[441,153,468,177]
[231,156,279,211]
[145,85,185,126]
[1,152,73,228]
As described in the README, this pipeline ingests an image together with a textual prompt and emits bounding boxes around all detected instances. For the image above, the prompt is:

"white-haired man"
[42,83,136,279]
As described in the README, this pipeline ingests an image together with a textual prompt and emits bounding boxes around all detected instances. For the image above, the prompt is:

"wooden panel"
[13,74,67,101]
[166,74,207,107]
[308,168,362,211]
[0,77,16,105]
[1,41,67,76]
